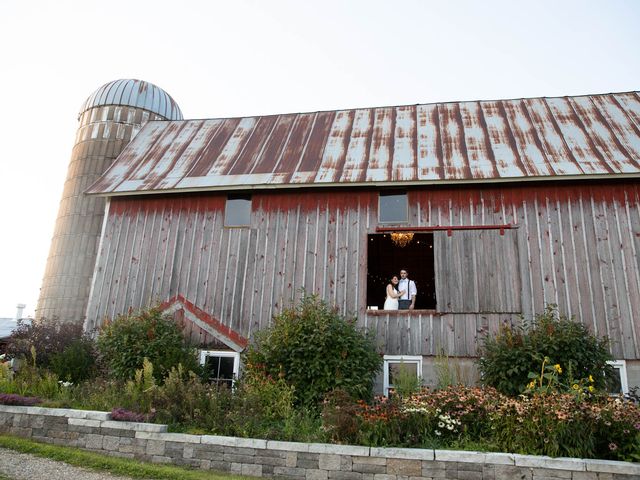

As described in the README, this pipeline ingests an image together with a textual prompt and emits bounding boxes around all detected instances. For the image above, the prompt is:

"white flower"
[438,422,445,428]
[446,424,454,430]
[435,430,441,436]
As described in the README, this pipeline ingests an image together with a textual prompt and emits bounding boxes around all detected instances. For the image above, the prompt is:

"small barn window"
[383,355,422,397]
[224,195,252,227]
[199,350,240,388]
[606,360,628,395]
[379,192,408,223]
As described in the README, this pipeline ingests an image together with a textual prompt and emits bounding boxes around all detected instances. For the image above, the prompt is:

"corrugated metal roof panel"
[87,92,640,196]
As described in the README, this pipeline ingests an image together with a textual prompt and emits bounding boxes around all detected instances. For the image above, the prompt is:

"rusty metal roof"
[87,92,640,196]
[79,79,183,120]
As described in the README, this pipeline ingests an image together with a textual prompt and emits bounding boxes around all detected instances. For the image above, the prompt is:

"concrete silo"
[37,79,183,322]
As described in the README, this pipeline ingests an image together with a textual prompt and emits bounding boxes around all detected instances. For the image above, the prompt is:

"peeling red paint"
[160,294,248,349]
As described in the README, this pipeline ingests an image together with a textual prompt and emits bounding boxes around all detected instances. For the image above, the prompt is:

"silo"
[37,79,183,323]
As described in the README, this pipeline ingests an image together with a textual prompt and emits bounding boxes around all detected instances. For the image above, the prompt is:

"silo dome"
[78,79,183,120]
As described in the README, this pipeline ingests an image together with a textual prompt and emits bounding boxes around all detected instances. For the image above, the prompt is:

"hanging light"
[390,232,414,247]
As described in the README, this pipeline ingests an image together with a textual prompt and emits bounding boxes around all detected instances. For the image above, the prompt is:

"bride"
[383,275,405,310]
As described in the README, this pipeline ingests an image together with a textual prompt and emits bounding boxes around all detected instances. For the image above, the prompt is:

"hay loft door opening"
[366,233,436,310]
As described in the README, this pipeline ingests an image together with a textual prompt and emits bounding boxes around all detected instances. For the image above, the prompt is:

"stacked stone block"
[0,406,638,480]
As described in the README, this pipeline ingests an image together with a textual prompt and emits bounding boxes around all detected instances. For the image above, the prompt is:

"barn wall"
[85,181,640,359]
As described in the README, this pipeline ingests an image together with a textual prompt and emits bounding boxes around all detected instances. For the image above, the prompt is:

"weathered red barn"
[83,91,640,392]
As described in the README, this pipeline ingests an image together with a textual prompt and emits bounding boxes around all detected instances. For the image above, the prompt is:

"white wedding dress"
[384,286,399,310]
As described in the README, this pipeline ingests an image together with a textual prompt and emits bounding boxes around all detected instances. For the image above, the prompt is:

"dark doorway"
[366,233,436,310]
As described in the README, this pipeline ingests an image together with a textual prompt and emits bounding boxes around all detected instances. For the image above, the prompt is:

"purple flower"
[0,393,41,406]
[110,408,155,423]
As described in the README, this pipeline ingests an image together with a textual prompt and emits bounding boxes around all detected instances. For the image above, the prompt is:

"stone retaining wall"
[0,405,638,479]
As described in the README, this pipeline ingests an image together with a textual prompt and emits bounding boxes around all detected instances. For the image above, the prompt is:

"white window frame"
[383,355,422,397]
[199,350,240,386]
[607,360,628,395]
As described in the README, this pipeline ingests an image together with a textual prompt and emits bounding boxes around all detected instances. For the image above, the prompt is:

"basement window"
[199,350,240,388]
[606,360,628,395]
[383,355,422,397]
[224,195,252,227]
[379,192,408,223]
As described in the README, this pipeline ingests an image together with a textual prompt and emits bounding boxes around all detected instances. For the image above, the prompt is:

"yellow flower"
[588,375,594,383]
[553,364,562,374]
[527,381,536,389]
[588,385,595,392]
[572,384,580,390]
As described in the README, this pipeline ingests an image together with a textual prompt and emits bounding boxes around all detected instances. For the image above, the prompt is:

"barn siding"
[85,182,640,359]
[434,229,521,313]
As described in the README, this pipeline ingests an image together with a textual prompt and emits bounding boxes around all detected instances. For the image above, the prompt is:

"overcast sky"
[0,0,638,318]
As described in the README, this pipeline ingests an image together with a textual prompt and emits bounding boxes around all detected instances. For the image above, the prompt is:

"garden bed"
[0,404,638,479]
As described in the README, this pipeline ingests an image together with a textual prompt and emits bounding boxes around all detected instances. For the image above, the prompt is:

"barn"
[82,91,640,393]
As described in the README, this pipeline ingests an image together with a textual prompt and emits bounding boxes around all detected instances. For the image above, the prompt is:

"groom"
[398,269,417,310]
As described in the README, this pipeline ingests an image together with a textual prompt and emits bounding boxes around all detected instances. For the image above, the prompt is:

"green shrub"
[224,373,299,440]
[122,358,157,413]
[321,389,361,443]
[392,363,422,398]
[96,307,198,381]
[244,294,382,410]
[154,365,212,427]
[478,305,614,396]
[66,377,127,411]
[49,337,97,383]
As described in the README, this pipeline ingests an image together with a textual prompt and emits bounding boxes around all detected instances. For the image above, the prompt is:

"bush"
[121,358,157,413]
[96,307,198,381]
[244,294,382,410]
[49,337,97,383]
[6,320,87,369]
[478,305,614,396]
[224,373,298,440]
[154,364,208,427]
[322,389,361,443]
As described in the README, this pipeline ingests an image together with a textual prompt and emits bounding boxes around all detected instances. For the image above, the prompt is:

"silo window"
[379,192,408,223]
[224,194,252,227]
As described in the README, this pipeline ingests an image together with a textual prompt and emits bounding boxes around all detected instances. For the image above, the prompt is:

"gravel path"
[0,447,139,480]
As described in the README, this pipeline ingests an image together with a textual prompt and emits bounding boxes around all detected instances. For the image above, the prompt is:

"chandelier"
[390,232,414,247]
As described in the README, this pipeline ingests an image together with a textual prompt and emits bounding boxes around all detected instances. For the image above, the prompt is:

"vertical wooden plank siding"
[85,182,640,359]
[435,230,521,314]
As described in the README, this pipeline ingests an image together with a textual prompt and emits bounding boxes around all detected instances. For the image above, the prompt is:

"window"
[224,195,252,227]
[383,355,422,397]
[199,350,240,388]
[379,192,408,223]
[366,233,436,310]
[606,360,628,395]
